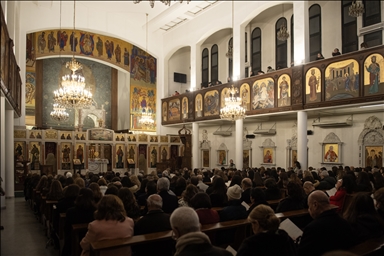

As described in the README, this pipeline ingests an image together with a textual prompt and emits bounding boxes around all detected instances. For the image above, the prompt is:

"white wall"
[193,112,382,170]
[168,47,191,95]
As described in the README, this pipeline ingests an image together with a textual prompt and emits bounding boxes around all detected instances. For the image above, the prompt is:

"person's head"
[308,191,330,219]
[74,177,85,188]
[157,177,170,192]
[88,182,102,202]
[64,184,80,199]
[374,187,384,211]
[105,185,119,195]
[250,188,266,204]
[146,180,157,195]
[181,184,199,204]
[248,205,280,234]
[333,48,339,53]
[303,181,315,195]
[190,176,199,186]
[94,195,126,222]
[170,207,200,239]
[146,194,163,211]
[241,178,252,190]
[320,170,329,179]
[227,184,242,201]
[118,187,136,206]
[75,188,95,210]
[317,53,323,58]
[98,178,107,186]
[229,175,242,187]
[287,182,304,200]
[344,192,379,223]
[190,192,212,209]
[49,179,63,194]
[230,159,234,164]
[294,161,301,169]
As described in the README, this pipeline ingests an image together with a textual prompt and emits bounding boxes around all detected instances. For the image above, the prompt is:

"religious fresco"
[138,144,148,173]
[305,67,321,103]
[364,53,384,96]
[160,145,169,162]
[26,29,157,130]
[115,144,125,168]
[25,72,36,113]
[127,145,136,163]
[149,145,158,168]
[243,150,250,169]
[162,102,168,122]
[127,134,137,142]
[150,136,158,142]
[365,146,383,168]
[195,94,203,118]
[220,88,229,108]
[31,29,133,72]
[14,142,26,161]
[74,143,85,164]
[240,83,251,110]
[130,84,156,131]
[252,78,274,109]
[61,143,72,170]
[1,22,9,82]
[277,74,291,107]
[138,134,148,142]
[160,136,168,143]
[263,148,274,164]
[325,59,359,101]
[182,97,188,119]
[204,90,219,116]
[323,143,339,163]
[29,142,41,170]
[168,99,181,121]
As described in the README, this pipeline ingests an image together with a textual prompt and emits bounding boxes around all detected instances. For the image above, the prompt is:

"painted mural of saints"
[79,33,95,56]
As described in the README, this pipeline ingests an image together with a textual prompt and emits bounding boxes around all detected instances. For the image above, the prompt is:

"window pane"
[310,34,321,54]
[202,48,208,57]
[212,54,218,66]
[365,0,380,17]
[211,67,218,81]
[309,16,320,34]
[343,6,356,24]
[202,58,208,69]
[211,45,218,53]
[309,4,320,17]
[364,30,383,47]
[252,28,260,38]
[255,38,261,51]
[343,23,357,44]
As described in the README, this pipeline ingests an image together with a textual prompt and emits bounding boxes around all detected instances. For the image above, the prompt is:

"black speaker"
[307,130,314,135]
[246,134,256,139]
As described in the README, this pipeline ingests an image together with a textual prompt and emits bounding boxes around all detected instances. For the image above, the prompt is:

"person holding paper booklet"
[329,175,356,212]
[237,205,297,256]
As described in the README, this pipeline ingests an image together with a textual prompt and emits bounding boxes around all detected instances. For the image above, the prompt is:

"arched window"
[290,15,294,65]
[309,4,321,61]
[275,17,288,69]
[228,38,233,79]
[211,44,218,82]
[362,0,382,47]
[342,1,358,54]
[251,27,261,74]
[202,48,209,87]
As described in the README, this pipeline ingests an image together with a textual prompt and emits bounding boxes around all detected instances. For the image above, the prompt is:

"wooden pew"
[88,208,318,256]
[72,223,89,256]
[348,236,384,256]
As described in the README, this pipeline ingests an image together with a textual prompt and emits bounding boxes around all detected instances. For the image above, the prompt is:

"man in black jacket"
[298,191,355,256]
[134,194,173,256]
[316,170,336,190]
[157,177,178,214]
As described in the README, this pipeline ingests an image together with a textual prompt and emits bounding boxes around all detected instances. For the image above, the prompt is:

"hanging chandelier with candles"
[277,4,289,41]
[50,103,69,122]
[277,23,289,41]
[349,1,364,17]
[139,108,155,127]
[53,0,93,110]
[133,0,190,8]
[53,58,93,109]
[220,85,246,121]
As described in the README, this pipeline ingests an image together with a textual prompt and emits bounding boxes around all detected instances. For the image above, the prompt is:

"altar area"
[13,127,184,176]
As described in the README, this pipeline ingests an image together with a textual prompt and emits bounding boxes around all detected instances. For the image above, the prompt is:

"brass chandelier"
[220,85,246,121]
[53,0,93,109]
[349,1,364,17]
[277,4,289,41]
[50,103,69,122]
[133,0,190,8]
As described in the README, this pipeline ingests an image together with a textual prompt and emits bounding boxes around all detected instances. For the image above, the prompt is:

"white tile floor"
[1,197,57,256]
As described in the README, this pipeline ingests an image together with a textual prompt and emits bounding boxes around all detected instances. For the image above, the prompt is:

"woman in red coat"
[329,174,356,212]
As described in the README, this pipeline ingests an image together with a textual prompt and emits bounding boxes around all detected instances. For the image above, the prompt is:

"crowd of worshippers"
[25,163,384,256]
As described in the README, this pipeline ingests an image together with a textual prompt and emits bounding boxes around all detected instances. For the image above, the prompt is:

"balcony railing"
[1,6,22,117]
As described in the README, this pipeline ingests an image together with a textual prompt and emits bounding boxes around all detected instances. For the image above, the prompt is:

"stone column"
[297,111,308,170]
[235,119,244,170]
[293,1,310,64]
[192,123,199,169]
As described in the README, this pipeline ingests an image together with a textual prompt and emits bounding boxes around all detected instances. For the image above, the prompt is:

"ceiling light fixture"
[53,0,93,109]
[277,4,289,41]
[133,0,190,8]
[349,1,364,17]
